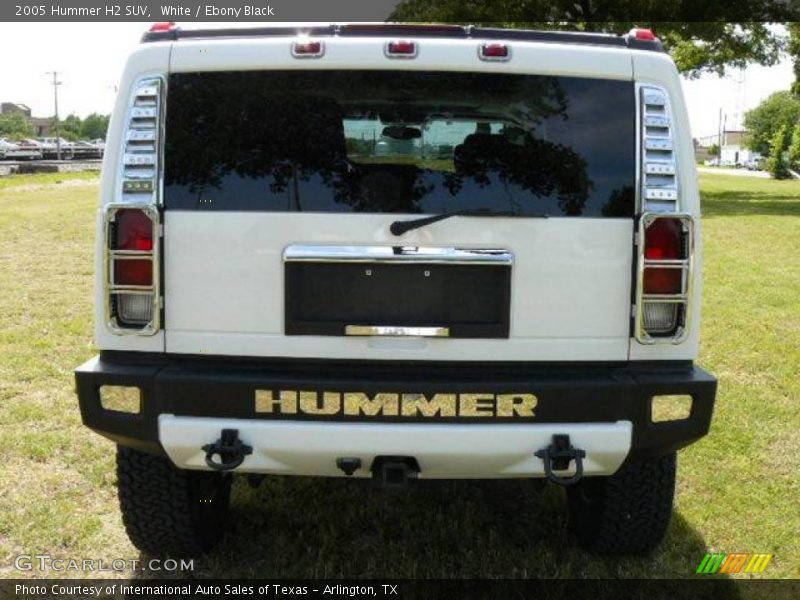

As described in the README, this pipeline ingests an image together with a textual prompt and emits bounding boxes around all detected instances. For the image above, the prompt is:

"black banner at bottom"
[2,579,799,600]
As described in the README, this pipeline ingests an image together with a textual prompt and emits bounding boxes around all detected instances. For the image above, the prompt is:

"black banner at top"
[2,0,401,22]
[2,0,800,22]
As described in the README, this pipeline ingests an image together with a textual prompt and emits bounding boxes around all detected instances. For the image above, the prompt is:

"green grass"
[0,170,99,191]
[0,172,797,585]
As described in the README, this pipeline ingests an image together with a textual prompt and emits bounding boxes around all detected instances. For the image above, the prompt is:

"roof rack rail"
[141,23,664,52]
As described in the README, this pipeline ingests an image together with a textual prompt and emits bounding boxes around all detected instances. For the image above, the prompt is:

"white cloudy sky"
[0,22,793,138]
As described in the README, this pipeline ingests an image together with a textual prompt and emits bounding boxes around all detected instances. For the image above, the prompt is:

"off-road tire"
[567,452,676,555]
[116,445,232,557]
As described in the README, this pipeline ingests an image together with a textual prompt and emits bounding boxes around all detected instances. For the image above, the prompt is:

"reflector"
[100,385,141,414]
[644,267,682,295]
[651,394,692,422]
[114,259,153,286]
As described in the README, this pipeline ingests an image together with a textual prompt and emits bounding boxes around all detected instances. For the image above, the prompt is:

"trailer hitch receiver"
[202,429,252,471]
[535,434,586,486]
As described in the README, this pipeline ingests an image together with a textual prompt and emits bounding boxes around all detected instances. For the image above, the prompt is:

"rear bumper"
[75,353,716,477]
[159,417,632,478]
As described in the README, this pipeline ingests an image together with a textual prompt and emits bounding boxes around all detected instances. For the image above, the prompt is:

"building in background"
[695,129,760,166]
[0,102,53,136]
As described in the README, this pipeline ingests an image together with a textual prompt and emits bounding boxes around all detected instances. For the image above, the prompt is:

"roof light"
[630,28,657,41]
[385,41,417,58]
[291,39,324,58]
[479,43,511,61]
[149,22,176,33]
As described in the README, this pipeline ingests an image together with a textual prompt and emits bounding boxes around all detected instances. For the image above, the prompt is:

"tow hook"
[535,434,586,486]
[336,457,362,476]
[202,429,252,471]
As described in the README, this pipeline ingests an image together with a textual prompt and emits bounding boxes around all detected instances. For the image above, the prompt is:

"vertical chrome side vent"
[120,77,163,201]
[640,85,679,213]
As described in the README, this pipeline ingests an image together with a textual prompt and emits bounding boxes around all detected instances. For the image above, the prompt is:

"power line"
[45,71,62,160]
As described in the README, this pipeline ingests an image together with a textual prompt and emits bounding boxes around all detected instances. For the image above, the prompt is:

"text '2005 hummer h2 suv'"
[75,23,717,557]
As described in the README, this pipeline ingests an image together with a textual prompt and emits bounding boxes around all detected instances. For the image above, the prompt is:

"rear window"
[164,70,635,217]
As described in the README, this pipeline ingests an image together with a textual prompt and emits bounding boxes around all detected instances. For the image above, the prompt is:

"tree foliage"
[743,91,800,155]
[51,113,110,141]
[58,114,83,140]
[788,22,800,96]
[767,123,790,179]
[80,113,110,140]
[788,121,800,168]
[388,2,786,77]
[0,113,34,139]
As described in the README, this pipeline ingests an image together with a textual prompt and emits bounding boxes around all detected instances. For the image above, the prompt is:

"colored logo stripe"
[744,554,773,573]
[697,553,726,574]
[696,553,773,574]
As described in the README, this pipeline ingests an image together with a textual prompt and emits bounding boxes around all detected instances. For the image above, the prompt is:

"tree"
[788,22,800,96]
[743,91,800,155]
[388,3,786,77]
[58,114,83,140]
[788,122,800,169]
[767,123,790,179]
[0,112,34,140]
[47,113,110,141]
[80,113,110,140]
[708,143,720,157]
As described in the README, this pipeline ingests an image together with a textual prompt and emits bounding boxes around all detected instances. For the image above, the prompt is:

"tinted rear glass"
[164,71,635,217]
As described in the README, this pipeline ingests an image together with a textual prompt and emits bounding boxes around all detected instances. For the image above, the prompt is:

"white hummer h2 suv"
[75,23,717,557]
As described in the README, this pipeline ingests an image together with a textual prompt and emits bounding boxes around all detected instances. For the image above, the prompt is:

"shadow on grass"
[133,476,733,592]
[701,191,800,218]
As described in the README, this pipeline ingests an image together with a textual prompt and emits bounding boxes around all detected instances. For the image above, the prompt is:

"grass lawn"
[0,170,99,192]
[0,172,797,585]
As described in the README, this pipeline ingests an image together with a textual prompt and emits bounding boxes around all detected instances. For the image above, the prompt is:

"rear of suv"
[75,23,716,557]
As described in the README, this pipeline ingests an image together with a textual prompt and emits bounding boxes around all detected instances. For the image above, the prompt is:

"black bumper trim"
[75,354,716,460]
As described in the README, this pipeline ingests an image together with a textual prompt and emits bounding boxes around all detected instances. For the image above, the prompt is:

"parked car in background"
[37,137,77,159]
[73,140,104,159]
[0,138,43,160]
[745,158,765,171]
[0,138,18,159]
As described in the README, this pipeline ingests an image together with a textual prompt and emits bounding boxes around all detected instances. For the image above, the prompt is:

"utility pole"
[45,71,62,160]
[721,114,727,162]
[717,107,723,162]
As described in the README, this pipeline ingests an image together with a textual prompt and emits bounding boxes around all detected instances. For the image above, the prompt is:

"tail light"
[149,22,176,33]
[105,76,163,336]
[385,41,417,58]
[635,214,694,343]
[630,28,657,41]
[479,43,511,61]
[106,206,159,332]
[291,39,324,58]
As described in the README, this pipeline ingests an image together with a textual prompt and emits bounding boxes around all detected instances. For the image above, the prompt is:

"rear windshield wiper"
[390,208,548,236]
